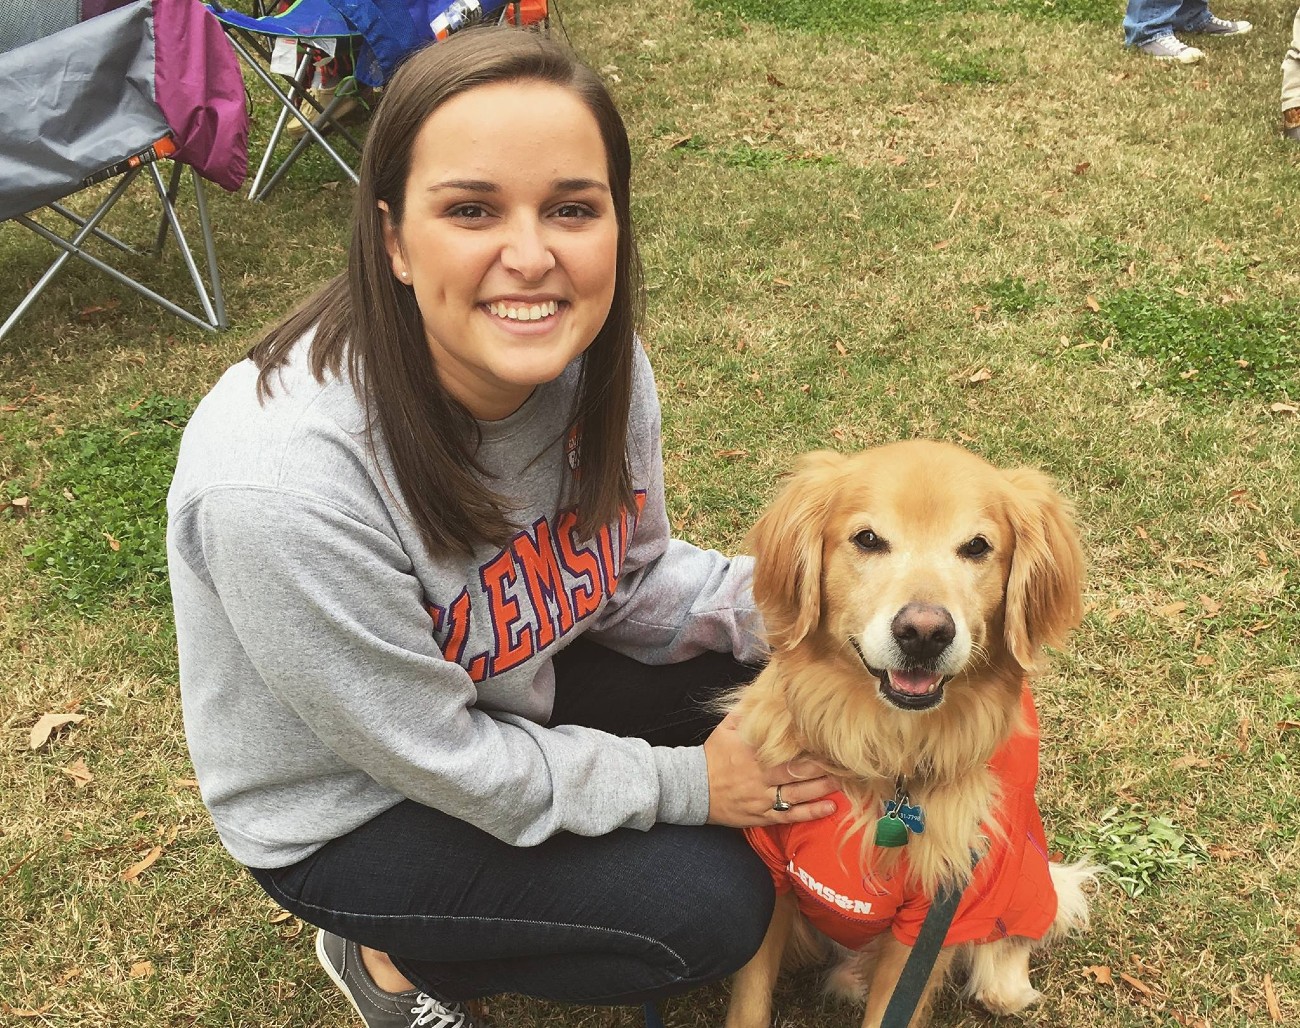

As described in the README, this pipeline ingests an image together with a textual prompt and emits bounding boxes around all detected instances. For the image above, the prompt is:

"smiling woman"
[166,25,840,1028]
[378,79,619,422]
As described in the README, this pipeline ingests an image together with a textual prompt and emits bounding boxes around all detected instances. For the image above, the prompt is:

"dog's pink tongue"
[889,670,942,695]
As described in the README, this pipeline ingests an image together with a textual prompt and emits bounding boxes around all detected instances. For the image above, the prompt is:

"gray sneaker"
[1138,34,1205,63]
[1188,16,1252,35]
[315,930,477,1028]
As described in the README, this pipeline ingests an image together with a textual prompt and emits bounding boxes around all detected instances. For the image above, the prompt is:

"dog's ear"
[746,450,845,652]
[1001,466,1085,671]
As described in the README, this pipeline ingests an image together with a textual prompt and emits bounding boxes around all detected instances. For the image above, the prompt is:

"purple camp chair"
[0,0,248,340]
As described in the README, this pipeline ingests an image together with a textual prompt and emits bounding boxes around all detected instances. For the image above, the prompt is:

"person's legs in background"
[1284,8,1300,140]
[1124,0,1251,64]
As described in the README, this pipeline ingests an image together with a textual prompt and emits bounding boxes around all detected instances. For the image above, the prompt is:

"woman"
[167,26,837,1028]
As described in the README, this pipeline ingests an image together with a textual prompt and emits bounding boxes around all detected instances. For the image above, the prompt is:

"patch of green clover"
[1058,806,1208,897]
[15,394,193,612]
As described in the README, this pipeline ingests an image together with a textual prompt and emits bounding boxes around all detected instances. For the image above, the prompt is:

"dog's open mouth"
[874,667,948,710]
[849,637,948,710]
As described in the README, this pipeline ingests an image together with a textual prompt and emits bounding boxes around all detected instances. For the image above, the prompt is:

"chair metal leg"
[190,165,227,329]
[0,172,138,342]
[1,163,229,340]
[225,33,360,191]
[147,163,219,327]
[252,88,357,201]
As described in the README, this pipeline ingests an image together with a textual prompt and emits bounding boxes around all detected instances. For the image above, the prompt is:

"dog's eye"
[853,530,886,552]
[959,536,991,559]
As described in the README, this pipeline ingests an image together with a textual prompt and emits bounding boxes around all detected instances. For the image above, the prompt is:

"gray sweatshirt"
[167,335,765,869]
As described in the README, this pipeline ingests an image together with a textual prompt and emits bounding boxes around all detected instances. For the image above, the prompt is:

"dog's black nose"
[891,603,956,660]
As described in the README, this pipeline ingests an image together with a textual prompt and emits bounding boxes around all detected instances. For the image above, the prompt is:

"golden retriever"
[726,440,1095,1028]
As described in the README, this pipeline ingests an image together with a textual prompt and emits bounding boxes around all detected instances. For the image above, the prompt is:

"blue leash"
[642,1002,665,1028]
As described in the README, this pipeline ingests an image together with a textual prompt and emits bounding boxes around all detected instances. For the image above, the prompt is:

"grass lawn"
[2,0,1298,1025]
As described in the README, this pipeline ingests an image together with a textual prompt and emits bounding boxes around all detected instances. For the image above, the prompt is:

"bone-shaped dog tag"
[887,798,926,835]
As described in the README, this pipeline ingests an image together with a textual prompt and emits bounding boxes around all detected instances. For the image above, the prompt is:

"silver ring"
[772,785,792,812]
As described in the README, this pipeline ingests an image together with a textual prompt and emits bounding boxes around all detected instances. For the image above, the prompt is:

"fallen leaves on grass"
[129,960,154,979]
[1120,971,1155,997]
[29,712,86,749]
[1084,964,1113,985]
[62,757,93,788]
[3,1004,53,1017]
[121,846,162,881]
[1264,973,1282,1022]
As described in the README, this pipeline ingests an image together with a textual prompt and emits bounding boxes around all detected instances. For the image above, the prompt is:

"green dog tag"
[874,814,909,848]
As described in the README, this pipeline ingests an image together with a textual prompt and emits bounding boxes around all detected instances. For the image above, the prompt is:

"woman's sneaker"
[315,930,478,1028]
[1138,34,1204,63]
[1188,16,1252,35]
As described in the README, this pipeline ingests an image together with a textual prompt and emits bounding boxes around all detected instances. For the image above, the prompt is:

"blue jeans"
[1124,0,1213,46]
[248,641,774,1006]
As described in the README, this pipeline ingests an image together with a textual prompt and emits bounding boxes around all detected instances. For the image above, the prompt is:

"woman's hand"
[701,711,838,827]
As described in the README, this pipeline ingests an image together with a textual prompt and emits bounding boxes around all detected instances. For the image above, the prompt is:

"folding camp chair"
[0,0,248,342]
[208,0,552,201]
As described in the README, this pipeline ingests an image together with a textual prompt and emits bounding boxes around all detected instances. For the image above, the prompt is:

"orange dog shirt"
[744,688,1057,949]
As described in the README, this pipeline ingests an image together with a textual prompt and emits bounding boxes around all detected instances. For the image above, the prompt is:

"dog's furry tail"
[1041,859,1099,943]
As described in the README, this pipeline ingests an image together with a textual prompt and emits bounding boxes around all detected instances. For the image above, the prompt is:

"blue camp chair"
[0,0,249,341]
[208,0,549,201]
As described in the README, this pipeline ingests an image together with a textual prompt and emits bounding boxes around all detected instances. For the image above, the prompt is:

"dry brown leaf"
[1208,844,1248,861]
[1270,402,1298,415]
[1136,526,1150,540]
[932,239,952,251]
[1120,972,1154,996]
[834,341,848,356]
[1171,755,1213,770]
[1084,295,1101,312]
[771,277,792,288]
[129,960,154,979]
[29,712,86,750]
[967,368,993,385]
[1156,601,1188,618]
[1278,720,1300,732]
[1198,595,1222,615]
[121,846,163,881]
[5,1005,53,1017]
[1264,973,1281,1022]
[62,758,93,788]
[174,778,201,789]
[715,449,748,459]
[1194,654,1214,667]
[103,532,121,552]
[1074,161,1091,175]
[268,908,295,924]
[1085,964,1114,985]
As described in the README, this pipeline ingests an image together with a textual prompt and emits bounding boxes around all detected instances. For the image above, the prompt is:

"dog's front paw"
[974,982,1043,1016]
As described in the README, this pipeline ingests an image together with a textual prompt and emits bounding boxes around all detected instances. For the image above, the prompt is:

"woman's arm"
[169,482,709,865]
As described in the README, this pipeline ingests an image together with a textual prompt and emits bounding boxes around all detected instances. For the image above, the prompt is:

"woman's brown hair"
[247,27,642,556]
